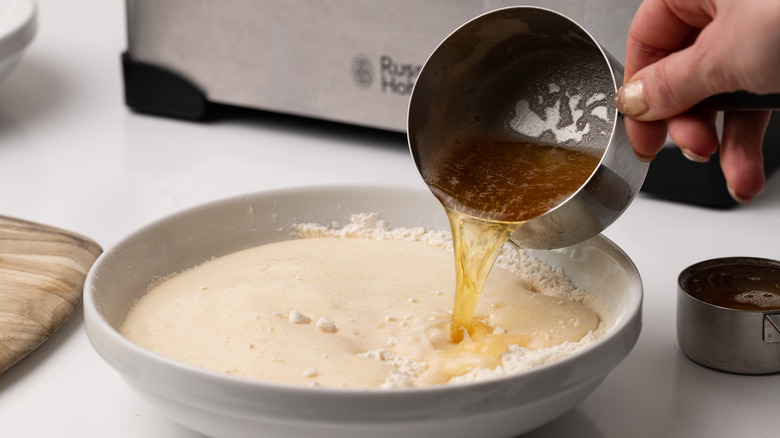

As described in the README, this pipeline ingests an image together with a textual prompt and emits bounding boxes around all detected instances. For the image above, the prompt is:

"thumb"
[615,45,726,121]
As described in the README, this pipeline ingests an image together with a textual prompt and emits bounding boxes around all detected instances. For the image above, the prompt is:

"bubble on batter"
[316,317,338,333]
[289,310,311,324]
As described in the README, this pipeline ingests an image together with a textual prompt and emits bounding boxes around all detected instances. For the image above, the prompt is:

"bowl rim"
[0,0,36,59]
[84,183,643,399]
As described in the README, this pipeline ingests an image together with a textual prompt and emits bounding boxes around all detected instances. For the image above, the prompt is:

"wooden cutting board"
[0,215,102,375]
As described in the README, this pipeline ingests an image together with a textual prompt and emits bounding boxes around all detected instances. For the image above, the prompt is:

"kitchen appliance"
[122,0,640,129]
[122,0,778,208]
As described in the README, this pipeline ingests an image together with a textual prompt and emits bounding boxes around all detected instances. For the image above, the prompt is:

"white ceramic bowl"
[84,185,642,438]
[0,0,36,81]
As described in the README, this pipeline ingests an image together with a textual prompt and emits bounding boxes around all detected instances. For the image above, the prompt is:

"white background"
[1,1,779,437]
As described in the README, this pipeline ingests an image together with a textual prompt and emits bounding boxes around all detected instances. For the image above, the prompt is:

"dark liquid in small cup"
[684,262,780,311]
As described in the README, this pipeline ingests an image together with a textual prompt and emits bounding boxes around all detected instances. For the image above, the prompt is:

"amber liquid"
[422,138,601,341]
[685,262,780,311]
[445,208,519,342]
[424,138,602,223]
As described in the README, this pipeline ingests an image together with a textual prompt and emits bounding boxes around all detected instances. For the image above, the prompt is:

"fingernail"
[615,80,648,116]
[680,147,710,163]
[634,150,656,162]
[727,185,752,204]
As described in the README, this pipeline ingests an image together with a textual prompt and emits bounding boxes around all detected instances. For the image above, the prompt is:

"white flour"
[293,213,605,387]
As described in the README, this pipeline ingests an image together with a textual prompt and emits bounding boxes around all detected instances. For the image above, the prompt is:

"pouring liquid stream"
[445,208,519,343]
[423,137,601,344]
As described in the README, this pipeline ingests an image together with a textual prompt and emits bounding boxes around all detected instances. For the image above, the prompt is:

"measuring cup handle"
[693,91,780,111]
[765,313,780,344]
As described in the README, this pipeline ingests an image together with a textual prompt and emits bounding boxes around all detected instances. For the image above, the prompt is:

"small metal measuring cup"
[677,257,780,375]
[408,7,648,249]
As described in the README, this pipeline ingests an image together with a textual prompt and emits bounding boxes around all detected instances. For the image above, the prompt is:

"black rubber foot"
[122,52,211,120]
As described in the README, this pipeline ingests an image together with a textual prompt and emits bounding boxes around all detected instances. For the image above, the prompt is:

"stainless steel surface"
[125,0,641,131]
[677,257,780,375]
[408,7,648,250]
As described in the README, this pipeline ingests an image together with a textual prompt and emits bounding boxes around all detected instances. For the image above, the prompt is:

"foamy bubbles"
[733,290,780,309]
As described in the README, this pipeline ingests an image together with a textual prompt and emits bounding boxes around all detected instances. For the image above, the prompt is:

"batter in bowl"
[120,214,600,389]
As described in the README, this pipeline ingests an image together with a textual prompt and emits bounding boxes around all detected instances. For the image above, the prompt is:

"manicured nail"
[727,185,752,204]
[615,80,648,116]
[634,150,657,162]
[680,147,710,163]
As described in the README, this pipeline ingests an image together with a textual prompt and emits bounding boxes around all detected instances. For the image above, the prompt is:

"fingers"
[622,0,697,80]
[624,110,719,163]
[616,0,726,120]
[616,0,723,120]
[616,42,726,121]
[616,0,717,162]
[719,110,772,203]
[666,111,719,161]
[616,0,776,205]
[629,109,770,204]
[624,118,668,161]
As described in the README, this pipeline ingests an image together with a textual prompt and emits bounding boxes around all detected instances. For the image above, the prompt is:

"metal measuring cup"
[408,7,647,249]
[678,257,780,375]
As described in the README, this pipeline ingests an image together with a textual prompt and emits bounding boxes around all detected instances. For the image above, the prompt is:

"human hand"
[614,0,780,203]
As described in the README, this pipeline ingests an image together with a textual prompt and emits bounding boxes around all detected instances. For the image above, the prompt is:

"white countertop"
[1,1,779,437]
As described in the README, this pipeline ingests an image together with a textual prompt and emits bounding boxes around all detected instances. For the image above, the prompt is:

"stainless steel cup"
[408,7,648,249]
[677,257,780,374]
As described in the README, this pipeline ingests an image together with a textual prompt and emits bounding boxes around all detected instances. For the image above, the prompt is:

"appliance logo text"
[352,54,422,96]
[379,55,421,96]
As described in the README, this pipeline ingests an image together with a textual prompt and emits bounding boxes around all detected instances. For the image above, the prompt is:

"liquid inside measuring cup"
[424,137,601,222]
[422,136,601,340]
[684,262,780,311]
